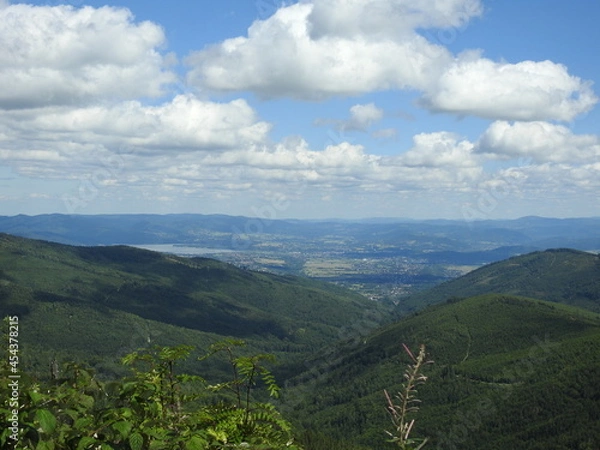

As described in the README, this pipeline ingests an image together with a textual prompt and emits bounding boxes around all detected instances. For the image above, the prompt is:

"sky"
[0,0,599,220]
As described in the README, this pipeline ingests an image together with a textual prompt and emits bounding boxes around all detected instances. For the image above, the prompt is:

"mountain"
[0,233,389,379]
[0,213,250,246]
[284,294,600,449]
[399,248,600,313]
[4,230,600,448]
[282,248,600,448]
[1,214,600,252]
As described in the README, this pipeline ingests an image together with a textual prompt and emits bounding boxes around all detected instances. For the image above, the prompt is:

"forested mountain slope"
[3,232,600,449]
[0,233,388,379]
[285,294,600,449]
[400,248,600,313]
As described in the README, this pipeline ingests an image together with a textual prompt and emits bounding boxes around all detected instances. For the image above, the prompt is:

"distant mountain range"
[1,213,600,253]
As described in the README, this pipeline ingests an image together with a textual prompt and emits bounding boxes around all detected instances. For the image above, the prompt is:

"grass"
[303,259,357,277]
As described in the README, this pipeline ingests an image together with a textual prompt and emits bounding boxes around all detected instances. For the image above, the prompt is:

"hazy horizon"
[2,211,600,223]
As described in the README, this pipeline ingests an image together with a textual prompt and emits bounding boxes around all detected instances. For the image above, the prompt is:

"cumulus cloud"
[0,95,270,157]
[4,96,597,203]
[477,121,600,163]
[0,4,175,109]
[423,54,598,121]
[143,131,485,197]
[307,0,482,39]
[186,2,454,99]
[0,93,275,192]
[186,0,596,121]
[485,163,600,196]
[316,103,384,132]
[400,131,479,168]
[1,2,599,218]
[1,127,483,197]
[193,138,380,182]
[346,103,384,131]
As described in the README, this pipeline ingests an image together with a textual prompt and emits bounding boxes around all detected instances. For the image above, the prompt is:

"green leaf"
[76,436,97,450]
[73,416,93,431]
[121,351,139,366]
[29,389,44,404]
[148,401,161,417]
[36,409,57,433]
[35,440,55,450]
[185,435,208,450]
[129,432,144,450]
[112,420,133,439]
[78,394,94,409]
[207,428,228,443]
[118,407,134,419]
[149,439,168,450]
[178,373,205,384]
[63,408,80,421]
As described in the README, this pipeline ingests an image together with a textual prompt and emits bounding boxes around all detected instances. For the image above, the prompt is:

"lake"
[131,244,236,256]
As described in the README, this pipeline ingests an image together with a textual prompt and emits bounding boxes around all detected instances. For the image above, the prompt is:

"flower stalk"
[384,343,432,449]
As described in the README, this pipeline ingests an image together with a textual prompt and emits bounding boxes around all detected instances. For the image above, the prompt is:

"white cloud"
[0,4,175,109]
[491,163,600,194]
[2,112,599,217]
[186,0,596,122]
[424,54,598,121]
[347,103,384,131]
[0,2,598,218]
[316,103,385,132]
[477,121,600,163]
[193,138,380,180]
[143,132,484,196]
[307,0,482,39]
[186,2,454,99]
[0,95,270,158]
[400,131,479,168]
[6,101,598,204]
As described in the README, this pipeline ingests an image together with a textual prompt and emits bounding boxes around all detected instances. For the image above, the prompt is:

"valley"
[3,213,599,305]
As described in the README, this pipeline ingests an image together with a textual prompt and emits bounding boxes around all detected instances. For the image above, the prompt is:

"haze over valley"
[2,213,599,306]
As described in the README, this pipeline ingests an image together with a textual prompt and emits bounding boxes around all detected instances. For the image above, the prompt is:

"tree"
[1,341,302,449]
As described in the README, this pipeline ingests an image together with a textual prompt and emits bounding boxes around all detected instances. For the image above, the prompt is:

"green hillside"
[284,294,600,449]
[0,233,389,379]
[399,248,600,313]
[4,234,600,448]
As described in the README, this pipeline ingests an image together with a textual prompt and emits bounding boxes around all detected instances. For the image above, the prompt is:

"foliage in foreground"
[384,344,432,450]
[1,340,302,449]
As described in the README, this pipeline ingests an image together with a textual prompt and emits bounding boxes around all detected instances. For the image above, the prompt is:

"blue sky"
[0,0,599,220]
